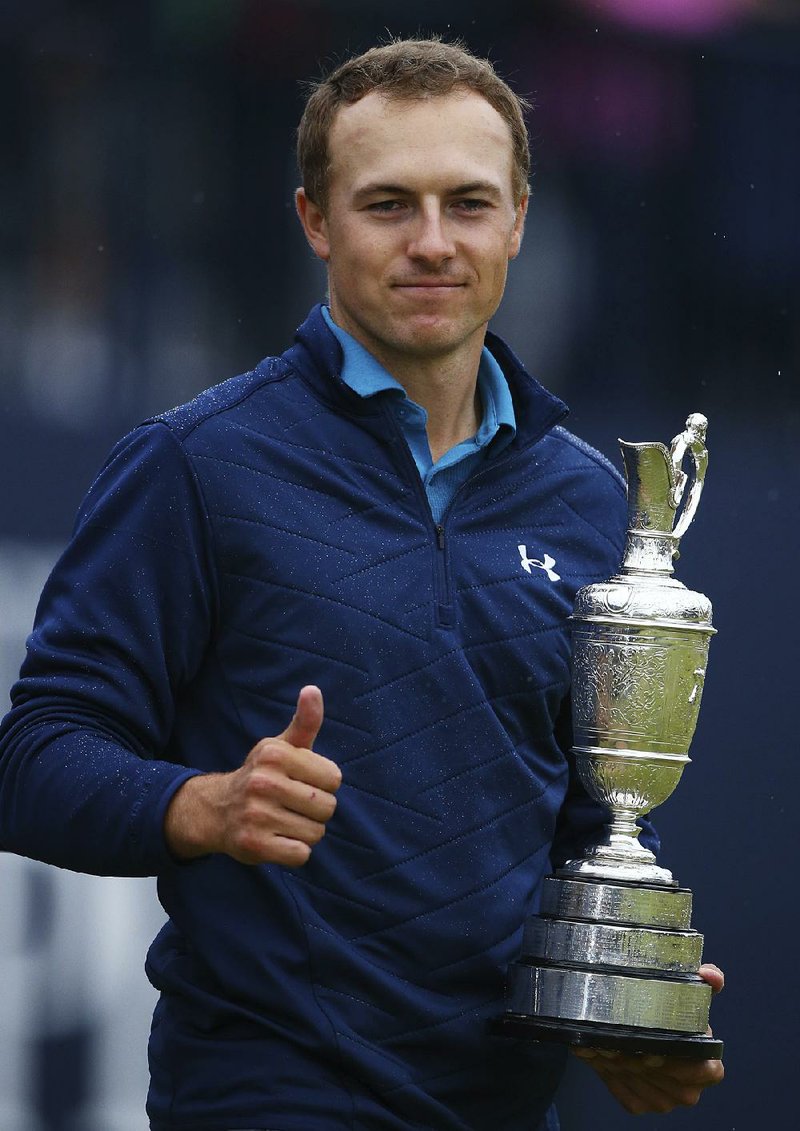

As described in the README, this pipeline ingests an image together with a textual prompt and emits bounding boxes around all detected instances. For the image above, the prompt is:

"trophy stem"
[558,807,675,885]
[608,807,647,849]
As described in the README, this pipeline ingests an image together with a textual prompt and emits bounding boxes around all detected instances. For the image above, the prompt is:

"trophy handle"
[669,414,709,548]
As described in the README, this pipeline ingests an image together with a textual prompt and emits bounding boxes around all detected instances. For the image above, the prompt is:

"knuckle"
[232,828,262,862]
[673,1082,705,1107]
[240,800,266,831]
[308,821,326,845]
[317,756,342,788]
[284,842,313,868]
[252,740,287,768]
[248,769,284,801]
[250,738,270,760]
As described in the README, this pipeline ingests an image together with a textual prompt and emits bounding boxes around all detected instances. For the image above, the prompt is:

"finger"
[246,756,340,814]
[233,809,328,863]
[247,739,342,797]
[270,838,313,868]
[608,1073,692,1114]
[280,685,325,750]
[237,834,313,869]
[600,1052,723,1086]
[668,1057,725,1088]
[590,1061,703,1115]
[699,962,725,993]
[268,809,328,847]
[282,745,342,793]
[278,771,339,821]
[593,1070,654,1115]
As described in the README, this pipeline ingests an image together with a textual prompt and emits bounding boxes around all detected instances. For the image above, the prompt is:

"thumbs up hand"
[164,686,342,867]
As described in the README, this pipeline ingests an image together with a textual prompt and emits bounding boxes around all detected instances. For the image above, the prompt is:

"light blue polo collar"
[320,305,516,452]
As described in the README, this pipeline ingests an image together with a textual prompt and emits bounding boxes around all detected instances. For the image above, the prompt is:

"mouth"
[392,281,466,294]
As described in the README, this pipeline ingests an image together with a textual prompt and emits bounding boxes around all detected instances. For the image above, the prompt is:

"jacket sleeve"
[0,422,217,876]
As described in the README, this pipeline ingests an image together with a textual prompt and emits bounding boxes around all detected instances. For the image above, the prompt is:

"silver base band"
[539,875,693,930]
[522,917,704,974]
[506,963,712,1034]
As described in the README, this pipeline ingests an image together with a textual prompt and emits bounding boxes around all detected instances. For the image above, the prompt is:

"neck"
[402,359,482,462]
[368,341,485,463]
[324,302,487,461]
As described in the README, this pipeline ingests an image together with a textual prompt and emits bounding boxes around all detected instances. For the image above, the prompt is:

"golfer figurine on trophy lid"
[493,413,723,1059]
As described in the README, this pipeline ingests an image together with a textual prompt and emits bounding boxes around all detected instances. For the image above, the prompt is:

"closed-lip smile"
[392,280,465,289]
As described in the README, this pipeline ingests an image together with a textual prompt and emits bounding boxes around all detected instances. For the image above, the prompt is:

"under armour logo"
[518,545,560,582]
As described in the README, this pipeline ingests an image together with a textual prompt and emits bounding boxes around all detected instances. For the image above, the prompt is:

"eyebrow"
[449,181,504,198]
[352,180,504,201]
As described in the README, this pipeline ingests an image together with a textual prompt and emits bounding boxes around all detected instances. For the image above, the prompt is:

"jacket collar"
[278,304,568,451]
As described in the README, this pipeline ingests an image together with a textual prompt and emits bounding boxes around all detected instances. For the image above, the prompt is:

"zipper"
[433,522,453,627]
[381,404,519,631]
[429,452,518,628]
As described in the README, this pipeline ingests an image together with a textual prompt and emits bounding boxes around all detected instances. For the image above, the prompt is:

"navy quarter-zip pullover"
[0,306,654,1130]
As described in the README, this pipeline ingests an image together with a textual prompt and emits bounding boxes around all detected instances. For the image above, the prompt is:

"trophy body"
[494,415,722,1058]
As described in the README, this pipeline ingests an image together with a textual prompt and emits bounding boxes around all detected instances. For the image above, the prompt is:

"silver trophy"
[494,414,722,1058]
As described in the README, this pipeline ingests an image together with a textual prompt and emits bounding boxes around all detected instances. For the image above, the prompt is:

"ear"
[295,187,331,261]
[508,192,528,261]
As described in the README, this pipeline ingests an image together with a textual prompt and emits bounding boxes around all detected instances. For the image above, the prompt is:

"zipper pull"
[436,525,445,549]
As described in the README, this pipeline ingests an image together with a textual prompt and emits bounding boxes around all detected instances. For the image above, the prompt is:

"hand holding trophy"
[494,414,722,1060]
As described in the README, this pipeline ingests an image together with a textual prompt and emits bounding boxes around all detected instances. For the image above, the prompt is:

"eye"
[454,198,490,214]
[366,200,406,214]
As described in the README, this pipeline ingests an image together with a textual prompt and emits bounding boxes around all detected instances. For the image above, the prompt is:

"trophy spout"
[619,413,709,573]
[620,441,679,539]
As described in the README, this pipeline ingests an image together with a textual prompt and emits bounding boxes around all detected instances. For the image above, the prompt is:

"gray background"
[1,1,797,1128]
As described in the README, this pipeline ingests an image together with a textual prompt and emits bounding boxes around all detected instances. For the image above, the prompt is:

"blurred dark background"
[0,1,797,1129]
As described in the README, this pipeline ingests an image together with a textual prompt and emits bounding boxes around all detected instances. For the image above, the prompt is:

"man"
[0,38,722,1131]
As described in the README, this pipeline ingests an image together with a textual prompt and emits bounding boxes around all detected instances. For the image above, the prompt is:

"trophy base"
[494,875,722,1059]
[490,1014,723,1060]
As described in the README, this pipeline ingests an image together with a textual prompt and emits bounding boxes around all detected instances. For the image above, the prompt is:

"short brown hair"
[297,37,531,210]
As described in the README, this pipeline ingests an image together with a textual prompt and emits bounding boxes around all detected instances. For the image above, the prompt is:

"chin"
[396,326,462,353]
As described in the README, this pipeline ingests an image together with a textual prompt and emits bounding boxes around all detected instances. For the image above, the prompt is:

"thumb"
[280,685,324,750]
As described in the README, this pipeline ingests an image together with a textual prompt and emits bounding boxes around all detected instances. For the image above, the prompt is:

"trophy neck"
[621,530,679,576]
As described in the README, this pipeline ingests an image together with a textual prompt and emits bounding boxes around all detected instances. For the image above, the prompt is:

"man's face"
[297,90,527,376]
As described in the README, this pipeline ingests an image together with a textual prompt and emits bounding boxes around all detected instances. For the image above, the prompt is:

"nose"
[406,204,456,266]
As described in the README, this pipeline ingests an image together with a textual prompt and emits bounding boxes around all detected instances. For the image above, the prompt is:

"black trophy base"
[491,1013,723,1060]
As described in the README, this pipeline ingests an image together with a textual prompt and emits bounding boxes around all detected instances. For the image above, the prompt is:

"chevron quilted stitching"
[222,571,431,642]
[228,625,371,676]
[352,789,549,886]
[346,847,539,942]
